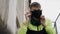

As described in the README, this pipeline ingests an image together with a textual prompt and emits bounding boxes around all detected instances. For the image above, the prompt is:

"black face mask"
[31,10,42,19]
[30,10,42,26]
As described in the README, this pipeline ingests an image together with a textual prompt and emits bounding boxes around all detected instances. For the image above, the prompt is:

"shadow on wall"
[0,15,12,34]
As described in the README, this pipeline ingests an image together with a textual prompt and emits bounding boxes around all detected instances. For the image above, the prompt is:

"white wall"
[0,0,9,23]
[7,0,17,34]
[0,0,25,34]
[24,0,29,21]
[0,0,3,15]
[16,0,24,27]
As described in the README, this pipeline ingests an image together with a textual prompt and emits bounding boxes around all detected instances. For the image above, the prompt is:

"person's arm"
[18,21,27,34]
[40,16,56,34]
[25,12,31,26]
[18,12,31,34]
[45,19,56,34]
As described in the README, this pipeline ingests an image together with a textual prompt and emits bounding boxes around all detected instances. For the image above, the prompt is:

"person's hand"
[25,12,31,26]
[40,16,46,28]
[25,12,31,21]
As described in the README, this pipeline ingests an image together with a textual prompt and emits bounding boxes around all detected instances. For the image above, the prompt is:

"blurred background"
[0,0,60,34]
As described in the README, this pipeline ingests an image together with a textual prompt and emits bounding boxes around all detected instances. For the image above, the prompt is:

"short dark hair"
[30,2,41,8]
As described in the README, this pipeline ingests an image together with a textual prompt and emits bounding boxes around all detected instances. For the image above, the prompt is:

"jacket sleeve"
[18,21,27,34]
[45,19,56,34]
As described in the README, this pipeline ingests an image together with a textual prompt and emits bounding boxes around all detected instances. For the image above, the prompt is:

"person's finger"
[40,16,45,21]
[25,13,31,18]
[25,12,31,20]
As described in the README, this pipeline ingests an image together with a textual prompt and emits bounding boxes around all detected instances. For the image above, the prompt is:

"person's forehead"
[31,6,40,8]
[31,7,40,10]
[30,7,40,11]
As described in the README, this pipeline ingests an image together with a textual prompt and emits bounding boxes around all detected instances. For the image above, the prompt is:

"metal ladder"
[54,13,60,34]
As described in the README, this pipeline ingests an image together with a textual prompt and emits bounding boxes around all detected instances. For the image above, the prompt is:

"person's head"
[30,2,41,11]
[30,2,42,19]
[29,2,42,26]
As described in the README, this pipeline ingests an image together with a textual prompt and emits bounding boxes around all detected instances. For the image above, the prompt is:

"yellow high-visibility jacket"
[18,19,56,34]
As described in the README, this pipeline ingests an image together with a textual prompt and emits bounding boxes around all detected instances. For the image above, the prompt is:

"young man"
[18,2,56,34]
